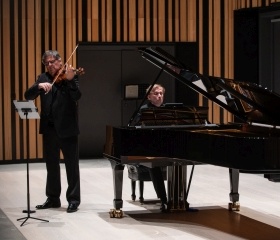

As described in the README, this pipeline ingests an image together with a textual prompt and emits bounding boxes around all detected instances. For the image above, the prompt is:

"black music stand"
[13,100,49,227]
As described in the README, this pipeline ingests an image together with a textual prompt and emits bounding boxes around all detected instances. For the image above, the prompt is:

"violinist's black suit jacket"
[25,72,81,138]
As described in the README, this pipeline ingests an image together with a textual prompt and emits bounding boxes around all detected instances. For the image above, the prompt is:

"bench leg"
[139,181,144,203]
[131,180,136,201]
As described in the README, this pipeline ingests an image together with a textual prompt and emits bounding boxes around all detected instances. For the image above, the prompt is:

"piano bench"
[127,165,167,203]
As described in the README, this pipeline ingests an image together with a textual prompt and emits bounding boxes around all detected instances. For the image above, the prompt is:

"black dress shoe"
[67,203,78,213]
[36,199,61,209]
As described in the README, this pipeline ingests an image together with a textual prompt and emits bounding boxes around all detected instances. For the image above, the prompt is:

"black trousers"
[148,167,167,203]
[43,126,81,205]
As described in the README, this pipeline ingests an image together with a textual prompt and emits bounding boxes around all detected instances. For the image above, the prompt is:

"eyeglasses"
[43,59,57,66]
[151,91,164,96]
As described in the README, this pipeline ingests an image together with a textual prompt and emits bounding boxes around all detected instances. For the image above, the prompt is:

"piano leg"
[109,160,125,218]
[228,168,240,211]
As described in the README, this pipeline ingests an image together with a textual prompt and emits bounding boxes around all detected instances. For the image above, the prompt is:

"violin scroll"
[73,67,85,76]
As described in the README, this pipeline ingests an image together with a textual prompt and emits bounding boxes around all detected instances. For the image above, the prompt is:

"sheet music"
[13,100,40,119]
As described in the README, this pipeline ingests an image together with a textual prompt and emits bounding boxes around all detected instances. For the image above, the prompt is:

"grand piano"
[103,47,280,218]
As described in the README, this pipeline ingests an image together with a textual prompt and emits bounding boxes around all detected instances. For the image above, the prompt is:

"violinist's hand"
[65,64,75,80]
[39,82,52,93]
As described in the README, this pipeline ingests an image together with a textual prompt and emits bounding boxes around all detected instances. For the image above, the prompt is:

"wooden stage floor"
[0,159,280,240]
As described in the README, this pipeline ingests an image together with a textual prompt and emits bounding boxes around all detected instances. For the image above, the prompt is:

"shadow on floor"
[102,206,280,240]
[0,209,26,240]
[134,207,280,239]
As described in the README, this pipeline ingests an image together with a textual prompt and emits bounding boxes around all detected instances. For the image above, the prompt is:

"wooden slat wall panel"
[158,0,165,41]
[129,0,137,41]
[138,0,145,41]
[77,0,83,41]
[123,0,128,41]
[87,0,92,40]
[3,0,12,161]
[13,0,20,160]
[153,0,158,41]
[51,1,56,47]
[116,0,121,42]
[0,1,5,160]
[1,0,280,161]
[198,0,204,106]
[107,0,113,42]
[224,0,234,123]
[208,0,215,122]
[167,0,173,41]
[187,0,196,41]
[145,0,151,41]
[27,0,36,159]
[213,0,222,124]
[35,0,42,159]
[101,0,106,41]
[174,1,180,41]
[92,0,99,41]
[0,1,1,160]
[21,1,27,160]
[180,0,188,41]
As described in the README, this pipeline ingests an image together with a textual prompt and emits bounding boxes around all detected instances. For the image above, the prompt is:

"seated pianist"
[132,83,169,212]
[132,83,208,212]
[130,82,209,212]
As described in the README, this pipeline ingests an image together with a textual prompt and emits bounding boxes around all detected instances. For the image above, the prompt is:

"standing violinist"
[24,50,82,213]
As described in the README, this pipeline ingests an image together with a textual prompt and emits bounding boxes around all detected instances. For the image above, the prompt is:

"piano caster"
[109,209,123,218]
[109,209,115,218]
[228,202,240,211]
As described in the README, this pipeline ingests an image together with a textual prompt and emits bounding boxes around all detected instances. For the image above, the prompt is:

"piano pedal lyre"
[228,202,240,211]
[109,209,123,218]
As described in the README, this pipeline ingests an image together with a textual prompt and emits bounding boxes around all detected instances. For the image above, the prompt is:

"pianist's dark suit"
[138,102,167,204]
[24,72,81,206]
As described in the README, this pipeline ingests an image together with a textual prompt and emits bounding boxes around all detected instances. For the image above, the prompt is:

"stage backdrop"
[77,43,198,158]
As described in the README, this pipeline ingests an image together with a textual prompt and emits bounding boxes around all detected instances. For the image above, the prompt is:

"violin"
[54,67,85,84]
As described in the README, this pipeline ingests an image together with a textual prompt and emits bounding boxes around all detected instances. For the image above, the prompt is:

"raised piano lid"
[138,46,280,126]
